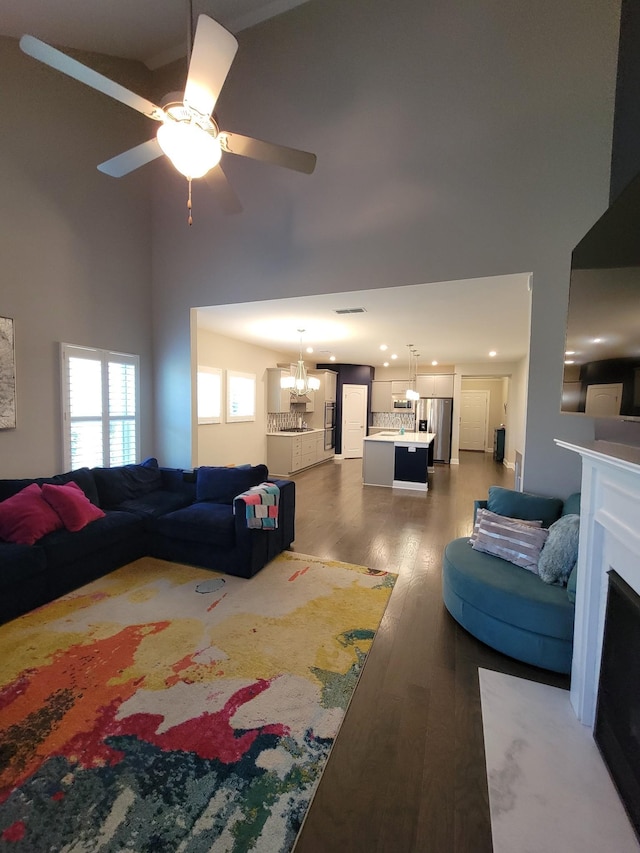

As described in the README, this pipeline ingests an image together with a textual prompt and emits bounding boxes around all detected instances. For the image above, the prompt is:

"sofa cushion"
[116,491,193,518]
[444,536,575,641]
[92,464,162,508]
[0,467,99,505]
[562,492,581,517]
[0,541,47,590]
[41,481,106,532]
[537,514,580,585]
[567,564,578,604]
[196,465,269,504]
[149,502,236,549]
[39,510,143,571]
[0,484,64,545]
[471,513,549,573]
[487,486,563,529]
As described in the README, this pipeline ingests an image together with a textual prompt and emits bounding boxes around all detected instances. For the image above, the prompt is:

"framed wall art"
[0,316,16,430]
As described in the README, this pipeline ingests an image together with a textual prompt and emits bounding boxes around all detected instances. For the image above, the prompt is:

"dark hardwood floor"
[289,451,569,853]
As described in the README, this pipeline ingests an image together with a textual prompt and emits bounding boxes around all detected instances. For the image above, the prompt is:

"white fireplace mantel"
[556,439,640,727]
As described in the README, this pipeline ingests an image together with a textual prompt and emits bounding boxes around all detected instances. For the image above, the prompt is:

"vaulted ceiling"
[1,1,313,68]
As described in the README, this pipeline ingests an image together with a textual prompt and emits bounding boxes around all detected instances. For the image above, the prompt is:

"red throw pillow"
[0,483,64,545]
[41,481,105,532]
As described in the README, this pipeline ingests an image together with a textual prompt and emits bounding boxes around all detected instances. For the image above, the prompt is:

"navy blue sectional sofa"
[0,460,295,625]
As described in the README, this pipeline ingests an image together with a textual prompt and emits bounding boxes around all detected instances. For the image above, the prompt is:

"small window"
[61,343,140,469]
[226,370,256,423]
[197,366,222,424]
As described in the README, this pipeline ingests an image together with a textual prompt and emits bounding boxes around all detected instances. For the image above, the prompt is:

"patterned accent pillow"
[469,507,542,545]
[471,512,549,573]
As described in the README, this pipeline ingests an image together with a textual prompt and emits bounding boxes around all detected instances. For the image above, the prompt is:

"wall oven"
[324,427,335,451]
[324,402,336,429]
[324,402,336,451]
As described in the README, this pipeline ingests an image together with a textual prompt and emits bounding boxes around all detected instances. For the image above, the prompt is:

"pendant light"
[405,345,420,400]
[281,329,321,396]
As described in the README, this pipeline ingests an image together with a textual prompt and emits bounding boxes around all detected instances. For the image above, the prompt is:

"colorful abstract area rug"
[0,553,396,852]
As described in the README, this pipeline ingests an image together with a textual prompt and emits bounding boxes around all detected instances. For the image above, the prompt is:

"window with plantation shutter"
[61,344,140,470]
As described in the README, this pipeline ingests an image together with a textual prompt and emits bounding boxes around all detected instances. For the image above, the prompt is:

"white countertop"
[267,428,324,436]
[364,431,435,446]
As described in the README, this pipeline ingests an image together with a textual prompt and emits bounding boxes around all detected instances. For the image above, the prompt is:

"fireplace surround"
[556,439,640,840]
[556,439,640,725]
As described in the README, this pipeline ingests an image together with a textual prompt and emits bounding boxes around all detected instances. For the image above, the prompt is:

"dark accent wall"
[317,363,375,455]
[578,358,640,417]
[610,0,640,201]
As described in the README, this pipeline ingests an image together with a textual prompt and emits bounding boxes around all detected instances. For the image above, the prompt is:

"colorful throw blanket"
[235,482,280,529]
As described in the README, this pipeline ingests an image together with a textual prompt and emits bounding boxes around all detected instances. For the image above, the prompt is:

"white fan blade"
[205,165,243,214]
[219,132,317,174]
[184,15,238,118]
[97,138,164,177]
[19,35,166,122]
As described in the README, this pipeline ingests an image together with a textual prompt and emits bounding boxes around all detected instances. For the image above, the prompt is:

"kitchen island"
[363,431,436,491]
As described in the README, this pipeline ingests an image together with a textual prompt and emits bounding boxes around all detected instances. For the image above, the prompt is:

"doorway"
[585,383,623,417]
[342,384,368,458]
[460,390,489,451]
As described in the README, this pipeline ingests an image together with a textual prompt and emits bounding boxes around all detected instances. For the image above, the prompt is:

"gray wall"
[152,0,620,497]
[0,37,154,477]
[610,0,640,200]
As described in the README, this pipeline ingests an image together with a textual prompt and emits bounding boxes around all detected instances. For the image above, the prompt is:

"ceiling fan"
[19,14,317,222]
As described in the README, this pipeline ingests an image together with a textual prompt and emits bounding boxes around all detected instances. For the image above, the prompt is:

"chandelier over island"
[281,330,321,397]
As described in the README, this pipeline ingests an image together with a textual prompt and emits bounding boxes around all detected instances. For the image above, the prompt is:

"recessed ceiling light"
[380,344,388,351]
[391,353,398,360]
[565,359,575,365]
[306,346,313,354]
[489,350,497,357]
[383,362,389,367]
[431,360,438,366]
[329,355,336,362]
[593,338,602,343]
[565,350,575,356]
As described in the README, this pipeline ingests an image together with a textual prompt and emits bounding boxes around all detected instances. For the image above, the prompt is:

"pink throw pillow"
[41,481,105,532]
[0,483,64,545]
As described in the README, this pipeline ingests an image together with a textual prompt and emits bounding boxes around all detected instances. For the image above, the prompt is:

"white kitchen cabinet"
[415,374,454,398]
[324,371,337,403]
[390,380,410,395]
[371,381,393,412]
[309,369,337,404]
[267,431,329,475]
[266,368,293,413]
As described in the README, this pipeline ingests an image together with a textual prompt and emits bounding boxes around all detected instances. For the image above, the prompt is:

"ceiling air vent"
[334,307,367,315]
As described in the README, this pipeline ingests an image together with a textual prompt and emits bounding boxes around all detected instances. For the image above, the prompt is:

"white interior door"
[460,390,489,451]
[342,384,368,458]
[585,383,623,417]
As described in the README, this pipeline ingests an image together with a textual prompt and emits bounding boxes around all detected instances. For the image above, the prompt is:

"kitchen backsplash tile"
[267,412,299,432]
[371,412,416,430]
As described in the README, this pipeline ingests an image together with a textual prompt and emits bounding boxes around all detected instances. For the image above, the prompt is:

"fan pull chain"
[187,178,193,226]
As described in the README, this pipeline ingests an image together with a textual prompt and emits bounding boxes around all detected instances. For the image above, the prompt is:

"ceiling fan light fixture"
[157,120,221,179]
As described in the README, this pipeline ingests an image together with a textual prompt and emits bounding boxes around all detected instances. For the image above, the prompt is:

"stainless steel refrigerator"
[416,398,453,463]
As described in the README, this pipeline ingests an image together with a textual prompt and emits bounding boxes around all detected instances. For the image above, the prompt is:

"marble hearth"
[555,439,640,727]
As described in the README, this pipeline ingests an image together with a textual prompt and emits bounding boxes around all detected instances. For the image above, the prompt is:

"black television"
[561,169,640,421]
